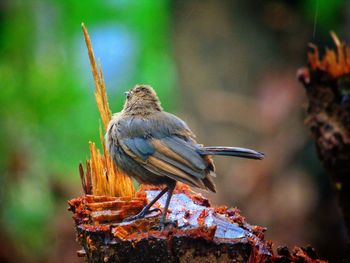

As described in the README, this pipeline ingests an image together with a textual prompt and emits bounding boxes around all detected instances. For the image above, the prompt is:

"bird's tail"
[201,146,264,160]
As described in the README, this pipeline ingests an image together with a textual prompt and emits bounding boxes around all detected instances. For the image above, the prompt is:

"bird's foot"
[123,208,162,222]
[151,219,177,231]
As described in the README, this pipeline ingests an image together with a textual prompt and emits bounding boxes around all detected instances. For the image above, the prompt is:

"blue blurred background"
[0,0,348,262]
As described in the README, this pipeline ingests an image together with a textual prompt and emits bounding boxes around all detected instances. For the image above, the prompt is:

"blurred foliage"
[302,0,343,34]
[0,0,174,260]
[0,0,349,262]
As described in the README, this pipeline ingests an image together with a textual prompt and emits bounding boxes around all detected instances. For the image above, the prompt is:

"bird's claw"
[148,208,162,215]
[151,219,177,231]
[123,208,162,222]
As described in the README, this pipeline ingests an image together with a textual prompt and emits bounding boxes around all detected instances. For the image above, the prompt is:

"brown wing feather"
[151,139,200,171]
[147,156,207,189]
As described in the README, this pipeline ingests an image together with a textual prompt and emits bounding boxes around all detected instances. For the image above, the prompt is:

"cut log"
[68,184,325,263]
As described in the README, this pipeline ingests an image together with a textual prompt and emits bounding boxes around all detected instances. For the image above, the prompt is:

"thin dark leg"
[123,187,169,222]
[140,186,169,214]
[160,182,176,224]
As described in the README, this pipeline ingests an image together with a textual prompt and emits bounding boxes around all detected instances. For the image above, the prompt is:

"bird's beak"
[124,91,130,99]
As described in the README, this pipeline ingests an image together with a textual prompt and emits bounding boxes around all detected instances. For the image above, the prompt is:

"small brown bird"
[106,85,264,227]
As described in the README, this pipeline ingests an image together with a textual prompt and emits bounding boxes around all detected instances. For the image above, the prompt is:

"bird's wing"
[120,136,209,189]
[116,113,212,190]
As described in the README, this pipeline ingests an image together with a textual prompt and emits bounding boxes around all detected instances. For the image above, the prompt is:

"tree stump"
[69,184,325,263]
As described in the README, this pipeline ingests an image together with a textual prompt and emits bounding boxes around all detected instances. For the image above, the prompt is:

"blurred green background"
[0,0,348,262]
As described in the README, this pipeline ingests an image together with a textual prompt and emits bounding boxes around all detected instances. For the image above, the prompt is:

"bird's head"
[123,85,163,114]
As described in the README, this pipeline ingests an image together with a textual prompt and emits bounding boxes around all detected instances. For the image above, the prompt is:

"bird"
[106,84,264,227]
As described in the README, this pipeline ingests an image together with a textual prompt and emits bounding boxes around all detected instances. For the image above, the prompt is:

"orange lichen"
[79,23,135,197]
[308,31,350,77]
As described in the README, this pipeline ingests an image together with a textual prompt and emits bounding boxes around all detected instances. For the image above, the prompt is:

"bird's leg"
[160,182,176,224]
[123,186,168,222]
[151,182,177,230]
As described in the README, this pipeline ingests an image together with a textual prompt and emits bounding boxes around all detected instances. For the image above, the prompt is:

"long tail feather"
[201,146,265,160]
